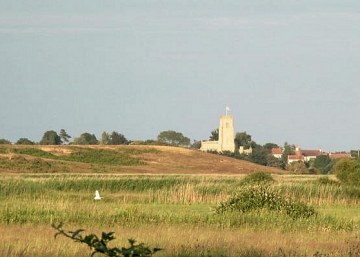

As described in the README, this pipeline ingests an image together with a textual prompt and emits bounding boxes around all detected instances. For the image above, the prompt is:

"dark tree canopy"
[234,132,252,149]
[157,130,190,146]
[282,142,296,164]
[313,155,332,174]
[209,129,219,141]
[110,131,129,145]
[16,138,35,145]
[333,159,360,186]
[249,146,268,166]
[0,139,11,144]
[263,143,279,152]
[73,133,99,145]
[40,130,62,145]
[59,129,71,144]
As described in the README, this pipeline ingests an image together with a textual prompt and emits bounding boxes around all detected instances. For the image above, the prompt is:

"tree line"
[0,129,191,147]
[1,128,358,175]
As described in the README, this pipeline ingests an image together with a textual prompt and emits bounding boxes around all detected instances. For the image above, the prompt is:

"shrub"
[333,159,360,186]
[240,171,274,185]
[52,223,162,257]
[215,185,316,219]
[316,177,339,185]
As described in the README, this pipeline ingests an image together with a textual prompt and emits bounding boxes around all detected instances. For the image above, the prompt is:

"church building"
[200,110,236,153]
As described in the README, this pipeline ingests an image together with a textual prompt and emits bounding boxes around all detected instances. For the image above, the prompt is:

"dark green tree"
[0,139,11,144]
[333,159,360,186]
[16,138,35,145]
[73,133,99,145]
[157,130,190,146]
[249,146,268,166]
[191,140,201,149]
[313,155,332,174]
[234,132,253,150]
[266,154,284,169]
[59,129,71,144]
[110,131,129,145]
[281,142,296,164]
[40,130,62,145]
[209,129,219,141]
[263,143,279,153]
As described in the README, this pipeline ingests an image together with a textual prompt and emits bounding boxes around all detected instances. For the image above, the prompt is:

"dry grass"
[0,144,283,174]
[1,224,359,257]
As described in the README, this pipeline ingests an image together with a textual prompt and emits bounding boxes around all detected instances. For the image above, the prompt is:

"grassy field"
[0,172,360,257]
[0,144,282,174]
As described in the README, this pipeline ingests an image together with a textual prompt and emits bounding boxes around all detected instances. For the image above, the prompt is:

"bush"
[53,223,162,257]
[316,177,339,185]
[240,171,274,185]
[215,185,316,219]
[0,139,12,144]
[333,159,360,186]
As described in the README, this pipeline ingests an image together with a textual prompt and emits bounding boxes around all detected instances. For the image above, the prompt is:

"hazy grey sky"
[0,0,359,151]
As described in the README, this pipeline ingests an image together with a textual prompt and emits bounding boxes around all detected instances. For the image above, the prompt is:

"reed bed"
[1,173,360,256]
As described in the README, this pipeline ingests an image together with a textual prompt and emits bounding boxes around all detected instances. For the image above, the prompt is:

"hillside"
[0,145,283,174]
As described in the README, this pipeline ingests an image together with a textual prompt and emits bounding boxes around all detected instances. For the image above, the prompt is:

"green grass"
[0,146,160,173]
[11,147,148,166]
[0,174,359,230]
[1,173,360,257]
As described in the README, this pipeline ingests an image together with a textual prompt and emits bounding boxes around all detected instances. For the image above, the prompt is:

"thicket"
[215,185,316,219]
[334,159,360,186]
[240,171,274,185]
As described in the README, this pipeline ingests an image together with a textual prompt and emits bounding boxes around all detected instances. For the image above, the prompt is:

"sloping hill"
[0,145,283,174]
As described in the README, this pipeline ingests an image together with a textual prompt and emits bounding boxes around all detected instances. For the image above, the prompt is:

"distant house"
[271,148,283,159]
[328,153,352,159]
[300,149,323,162]
[288,147,323,164]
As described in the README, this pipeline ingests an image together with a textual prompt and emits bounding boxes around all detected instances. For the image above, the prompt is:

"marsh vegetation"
[1,172,360,257]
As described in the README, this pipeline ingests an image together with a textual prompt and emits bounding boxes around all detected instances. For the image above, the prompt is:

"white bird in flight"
[94,190,103,200]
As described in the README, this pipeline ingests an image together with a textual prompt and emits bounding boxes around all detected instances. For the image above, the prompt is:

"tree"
[191,140,201,149]
[40,130,62,145]
[263,143,279,153]
[249,146,268,166]
[0,139,11,144]
[234,132,253,149]
[287,161,309,174]
[110,131,129,145]
[266,154,284,169]
[281,142,296,164]
[157,130,190,146]
[100,131,111,145]
[350,150,360,159]
[16,138,35,145]
[209,129,219,141]
[59,129,71,144]
[313,155,332,174]
[333,159,360,186]
[73,133,99,145]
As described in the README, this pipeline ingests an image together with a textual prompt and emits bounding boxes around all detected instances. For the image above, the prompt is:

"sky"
[0,0,359,152]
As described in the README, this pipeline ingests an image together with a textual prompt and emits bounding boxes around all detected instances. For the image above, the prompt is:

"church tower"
[218,115,235,152]
[200,107,236,153]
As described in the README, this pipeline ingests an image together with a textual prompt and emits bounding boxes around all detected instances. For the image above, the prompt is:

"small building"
[288,154,304,164]
[271,148,283,159]
[300,149,323,162]
[287,147,323,164]
[329,153,352,159]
